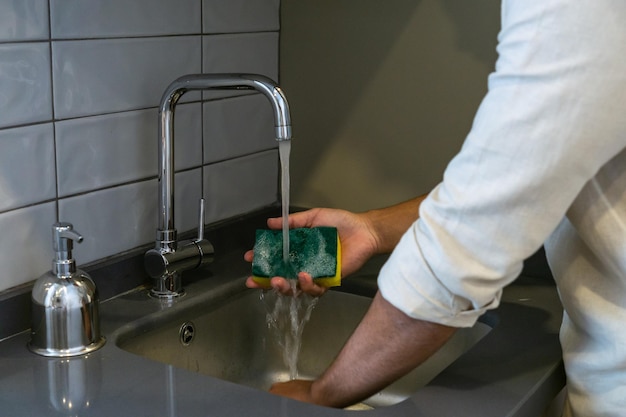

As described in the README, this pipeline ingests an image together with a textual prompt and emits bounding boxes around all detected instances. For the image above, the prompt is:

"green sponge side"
[251,227,341,287]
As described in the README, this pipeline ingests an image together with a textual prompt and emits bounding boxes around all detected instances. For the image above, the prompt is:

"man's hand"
[244,196,427,296]
[245,207,380,296]
[269,380,316,404]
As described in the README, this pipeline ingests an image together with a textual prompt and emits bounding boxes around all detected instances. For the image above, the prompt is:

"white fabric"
[377,1,626,415]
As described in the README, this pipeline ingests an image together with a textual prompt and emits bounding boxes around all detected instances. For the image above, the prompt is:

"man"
[246,1,626,415]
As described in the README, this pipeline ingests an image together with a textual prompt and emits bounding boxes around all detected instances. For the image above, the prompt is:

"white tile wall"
[203,94,276,163]
[0,0,48,42]
[59,169,204,265]
[0,124,55,211]
[0,202,56,290]
[204,150,278,223]
[203,33,279,78]
[59,179,159,264]
[50,0,200,39]
[0,42,51,128]
[0,0,282,292]
[55,103,202,196]
[201,32,279,101]
[203,0,280,33]
[52,37,202,119]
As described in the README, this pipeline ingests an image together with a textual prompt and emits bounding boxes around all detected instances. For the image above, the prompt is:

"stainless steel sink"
[117,289,491,408]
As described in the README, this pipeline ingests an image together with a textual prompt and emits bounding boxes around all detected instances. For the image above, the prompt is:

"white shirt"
[377,1,626,415]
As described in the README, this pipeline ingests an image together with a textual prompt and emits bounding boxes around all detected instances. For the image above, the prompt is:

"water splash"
[261,280,319,379]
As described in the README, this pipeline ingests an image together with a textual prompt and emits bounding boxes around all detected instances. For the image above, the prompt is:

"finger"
[297,272,328,297]
[266,216,294,230]
[243,250,254,263]
[267,209,317,230]
[266,217,283,229]
[245,276,271,290]
[270,277,297,295]
[246,275,297,295]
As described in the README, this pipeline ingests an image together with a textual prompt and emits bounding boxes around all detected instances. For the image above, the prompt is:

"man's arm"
[363,194,428,253]
[270,291,456,408]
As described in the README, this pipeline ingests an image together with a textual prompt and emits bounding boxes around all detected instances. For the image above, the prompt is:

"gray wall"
[0,0,280,293]
[280,0,501,211]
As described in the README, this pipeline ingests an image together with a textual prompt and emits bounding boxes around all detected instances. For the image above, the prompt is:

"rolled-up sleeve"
[378,0,626,327]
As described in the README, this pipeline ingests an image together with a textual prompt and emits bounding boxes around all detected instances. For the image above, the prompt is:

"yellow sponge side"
[251,227,341,288]
[251,276,270,286]
[251,275,272,287]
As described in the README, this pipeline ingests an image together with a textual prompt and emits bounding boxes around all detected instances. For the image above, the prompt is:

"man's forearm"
[363,194,428,253]
[310,292,456,408]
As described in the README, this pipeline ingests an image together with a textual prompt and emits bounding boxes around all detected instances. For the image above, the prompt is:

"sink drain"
[179,321,196,346]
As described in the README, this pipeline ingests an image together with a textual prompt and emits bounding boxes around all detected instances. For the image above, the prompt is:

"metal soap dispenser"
[29,222,105,357]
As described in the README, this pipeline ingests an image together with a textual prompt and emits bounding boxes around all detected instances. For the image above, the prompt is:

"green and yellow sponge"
[251,227,342,287]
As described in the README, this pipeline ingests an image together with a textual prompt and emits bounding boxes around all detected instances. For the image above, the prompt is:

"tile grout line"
[46,0,61,222]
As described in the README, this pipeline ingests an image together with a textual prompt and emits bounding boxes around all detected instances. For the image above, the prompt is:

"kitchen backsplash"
[0,0,281,292]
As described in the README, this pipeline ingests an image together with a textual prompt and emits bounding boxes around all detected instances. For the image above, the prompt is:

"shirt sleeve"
[378,0,626,327]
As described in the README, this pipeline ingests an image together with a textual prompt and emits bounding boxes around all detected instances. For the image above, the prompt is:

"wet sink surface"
[117,290,491,408]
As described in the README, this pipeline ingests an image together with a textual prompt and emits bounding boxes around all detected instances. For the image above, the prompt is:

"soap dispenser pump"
[28,222,105,357]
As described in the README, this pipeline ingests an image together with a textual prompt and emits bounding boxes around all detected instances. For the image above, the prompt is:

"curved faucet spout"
[160,73,292,142]
[158,73,292,239]
[146,73,293,299]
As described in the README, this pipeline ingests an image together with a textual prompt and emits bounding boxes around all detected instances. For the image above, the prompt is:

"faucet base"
[150,273,185,299]
[28,337,106,358]
[149,288,186,300]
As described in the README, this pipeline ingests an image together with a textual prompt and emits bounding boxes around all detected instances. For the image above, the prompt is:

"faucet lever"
[197,198,205,242]
[144,198,214,296]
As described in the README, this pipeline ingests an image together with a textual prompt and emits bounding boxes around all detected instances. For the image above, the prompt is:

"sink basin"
[117,289,491,408]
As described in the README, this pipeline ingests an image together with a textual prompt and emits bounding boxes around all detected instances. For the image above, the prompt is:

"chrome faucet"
[144,74,292,299]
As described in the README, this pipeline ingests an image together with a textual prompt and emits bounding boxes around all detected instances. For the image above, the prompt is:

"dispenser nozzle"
[52,222,84,277]
[53,222,83,251]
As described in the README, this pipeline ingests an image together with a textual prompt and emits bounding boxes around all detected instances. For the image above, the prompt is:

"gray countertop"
[0,219,565,417]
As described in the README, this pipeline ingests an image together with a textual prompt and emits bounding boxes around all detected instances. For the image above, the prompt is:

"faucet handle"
[197,198,205,241]
[144,198,214,286]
